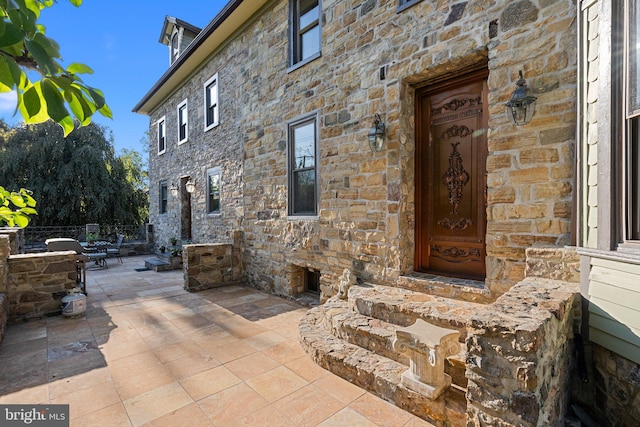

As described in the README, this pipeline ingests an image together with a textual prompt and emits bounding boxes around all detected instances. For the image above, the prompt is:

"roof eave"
[133,0,268,115]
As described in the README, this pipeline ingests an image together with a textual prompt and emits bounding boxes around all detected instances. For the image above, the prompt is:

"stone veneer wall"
[183,243,243,292]
[6,251,77,322]
[147,0,577,300]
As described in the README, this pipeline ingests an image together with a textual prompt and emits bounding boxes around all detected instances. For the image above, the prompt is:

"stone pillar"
[393,319,460,399]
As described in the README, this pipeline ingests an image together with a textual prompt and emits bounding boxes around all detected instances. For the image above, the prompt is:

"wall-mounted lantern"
[505,71,537,126]
[185,179,196,193]
[368,113,386,152]
[170,183,179,196]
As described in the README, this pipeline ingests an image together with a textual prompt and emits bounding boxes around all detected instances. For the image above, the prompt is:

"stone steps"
[299,305,467,427]
[349,283,486,341]
[319,297,467,389]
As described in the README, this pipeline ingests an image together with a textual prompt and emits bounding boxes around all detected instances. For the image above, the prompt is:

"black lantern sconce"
[170,183,179,196]
[368,113,385,152]
[185,179,196,193]
[505,71,537,126]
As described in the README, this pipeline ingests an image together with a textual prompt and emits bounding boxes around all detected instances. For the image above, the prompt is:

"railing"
[24,224,148,249]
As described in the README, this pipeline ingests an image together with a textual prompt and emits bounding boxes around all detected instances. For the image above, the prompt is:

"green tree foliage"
[0,0,112,137]
[0,120,148,226]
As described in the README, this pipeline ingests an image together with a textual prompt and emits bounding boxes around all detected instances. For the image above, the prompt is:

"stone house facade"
[135,0,576,301]
[132,0,640,424]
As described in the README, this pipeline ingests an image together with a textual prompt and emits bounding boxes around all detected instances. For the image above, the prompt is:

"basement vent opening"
[305,269,320,294]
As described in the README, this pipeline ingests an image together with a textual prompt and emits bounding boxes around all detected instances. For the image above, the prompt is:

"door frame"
[414,68,489,279]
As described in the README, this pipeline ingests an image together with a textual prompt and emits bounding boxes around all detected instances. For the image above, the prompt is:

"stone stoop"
[349,283,486,342]
[318,297,467,389]
[398,273,493,304]
[299,305,467,427]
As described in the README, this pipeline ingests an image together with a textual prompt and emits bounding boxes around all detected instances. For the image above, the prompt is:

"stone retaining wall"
[183,243,242,292]
[6,251,77,322]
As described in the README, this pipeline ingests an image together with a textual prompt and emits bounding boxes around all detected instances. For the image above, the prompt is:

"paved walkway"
[0,256,434,426]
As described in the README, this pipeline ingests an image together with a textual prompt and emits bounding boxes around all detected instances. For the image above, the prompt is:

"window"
[624,0,640,240]
[157,117,166,154]
[397,0,423,12]
[204,74,219,131]
[207,167,221,214]
[177,100,188,144]
[159,182,168,214]
[290,0,321,67]
[288,113,318,216]
[171,32,179,64]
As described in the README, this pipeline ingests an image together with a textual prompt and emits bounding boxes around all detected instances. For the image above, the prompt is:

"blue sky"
[0,0,228,153]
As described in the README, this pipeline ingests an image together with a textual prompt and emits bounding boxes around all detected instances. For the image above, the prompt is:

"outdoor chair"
[45,237,108,271]
[107,233,124,263]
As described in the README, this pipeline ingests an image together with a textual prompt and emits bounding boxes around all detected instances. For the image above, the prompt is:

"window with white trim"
[177,100,188,144]
[288,113,318,216]
[171,32,179,64]
[157,117,166,154]
[204,74,219,131]
[290,0,321,67]
[206,167,221,214]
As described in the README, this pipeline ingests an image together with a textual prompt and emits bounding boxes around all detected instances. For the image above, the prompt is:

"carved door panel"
[416,71,488,280]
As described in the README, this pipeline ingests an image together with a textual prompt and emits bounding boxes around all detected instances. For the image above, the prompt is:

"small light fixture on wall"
[505,71,537,126]
[368,113,385,152]
[185,179,196,193]
[170,183,179,196]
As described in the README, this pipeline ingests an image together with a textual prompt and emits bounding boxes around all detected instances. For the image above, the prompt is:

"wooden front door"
[415,70,488,280]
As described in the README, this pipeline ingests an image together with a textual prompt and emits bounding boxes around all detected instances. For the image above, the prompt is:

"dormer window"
[159,16,202,67]
[171,32,179,64]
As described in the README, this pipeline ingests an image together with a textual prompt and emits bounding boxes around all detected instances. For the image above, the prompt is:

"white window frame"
[171,31,180,64]
[157,116,166,155]
[177,99,188,145]
[203,73,219,131]
[206,166,221,215]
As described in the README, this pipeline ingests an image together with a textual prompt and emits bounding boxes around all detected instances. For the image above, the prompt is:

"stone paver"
[0,256,435,427]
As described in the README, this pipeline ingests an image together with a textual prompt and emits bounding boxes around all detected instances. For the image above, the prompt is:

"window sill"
[287,215,319,221]
[157,150,166,156]
[577,245,640,266]
[287,52,321,74]
[207,213,222,218]
[204,122,220,133]
[178,139,188,145]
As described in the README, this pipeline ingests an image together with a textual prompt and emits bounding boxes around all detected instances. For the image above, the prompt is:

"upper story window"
[290,0,321,68]
[207,167,221,214]
[288,113,318,216]
[177,100,188,144]
[157,117,166,154]
[204,74,219,131]
[159,181,168,214]
[397,0,423,12]
[171,32,179,64]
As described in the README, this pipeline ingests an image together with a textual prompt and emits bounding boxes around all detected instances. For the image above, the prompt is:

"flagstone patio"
[0,255,434,426]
